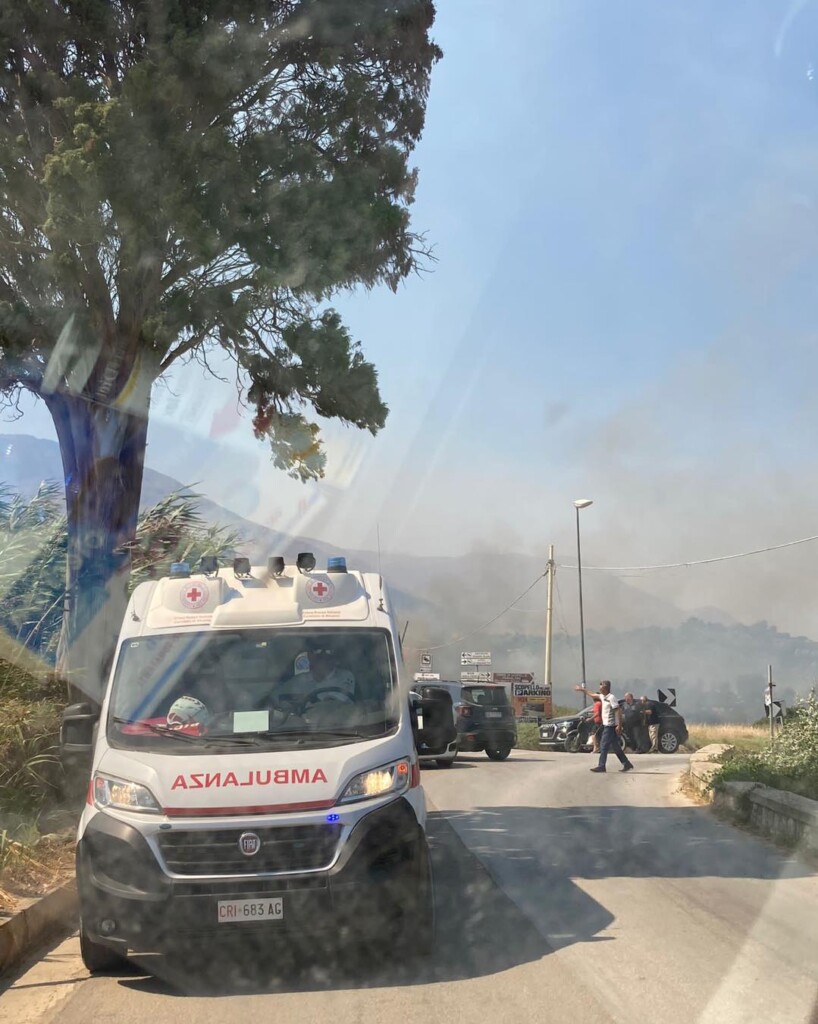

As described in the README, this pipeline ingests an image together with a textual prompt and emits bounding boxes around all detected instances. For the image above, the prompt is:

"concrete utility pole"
[544,545,555,693]
[574,499,593,708]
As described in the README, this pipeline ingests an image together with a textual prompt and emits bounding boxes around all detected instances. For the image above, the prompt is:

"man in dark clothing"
[575,681,634,773]
[621,692,648,753]
[641,696,662,753]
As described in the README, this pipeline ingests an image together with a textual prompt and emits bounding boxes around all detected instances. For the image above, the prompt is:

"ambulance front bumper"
[77,797,426,951]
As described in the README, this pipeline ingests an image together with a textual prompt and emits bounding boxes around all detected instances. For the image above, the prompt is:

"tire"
[486,745,511,761]
[565,732,581,753]
[436,757,454,768]
[393,843,436,958]
[659,730,680,754]
[79,920,129,974]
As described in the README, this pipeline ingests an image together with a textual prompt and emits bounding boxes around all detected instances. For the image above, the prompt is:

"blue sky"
[8,0,818,633]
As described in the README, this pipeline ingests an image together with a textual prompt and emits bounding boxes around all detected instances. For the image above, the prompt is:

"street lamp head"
[574,498,593,509]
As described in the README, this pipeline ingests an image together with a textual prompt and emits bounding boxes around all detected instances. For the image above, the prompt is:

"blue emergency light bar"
[169,562,191,578]
[327,557,347,573]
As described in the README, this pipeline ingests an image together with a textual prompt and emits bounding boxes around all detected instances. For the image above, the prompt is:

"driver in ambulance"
[279,639,356,705]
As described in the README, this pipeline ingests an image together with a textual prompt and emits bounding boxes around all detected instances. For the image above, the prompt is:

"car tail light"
[456,704,472,718]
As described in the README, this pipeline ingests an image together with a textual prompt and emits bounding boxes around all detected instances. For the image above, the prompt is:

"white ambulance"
[62,554,435,973]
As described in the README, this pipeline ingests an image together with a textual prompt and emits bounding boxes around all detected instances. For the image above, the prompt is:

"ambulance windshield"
[107,628,399,751]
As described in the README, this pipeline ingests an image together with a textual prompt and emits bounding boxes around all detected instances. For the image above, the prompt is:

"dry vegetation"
[0,832,74,914]
[684,723,770,753]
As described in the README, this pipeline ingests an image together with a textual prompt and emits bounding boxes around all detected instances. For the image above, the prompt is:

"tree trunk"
[44,385,151,706]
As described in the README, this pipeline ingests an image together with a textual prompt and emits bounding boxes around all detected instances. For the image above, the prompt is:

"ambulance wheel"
[486,745,511,761]
[393,844,435,957]
[79,921,129,974]
[411,846,436,956]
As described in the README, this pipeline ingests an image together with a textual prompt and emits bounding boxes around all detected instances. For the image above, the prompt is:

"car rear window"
[462,686,510,706]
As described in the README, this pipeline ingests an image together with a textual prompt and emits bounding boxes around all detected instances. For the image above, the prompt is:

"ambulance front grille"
[156,823,342,876]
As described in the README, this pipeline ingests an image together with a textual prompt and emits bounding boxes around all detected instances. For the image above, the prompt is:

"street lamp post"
[574,499,593,706]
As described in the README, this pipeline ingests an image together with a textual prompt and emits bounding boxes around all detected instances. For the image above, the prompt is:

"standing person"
[575,681,634,773]
[621,692,646,752]
[591,696,603,754]
[641,695,661,753]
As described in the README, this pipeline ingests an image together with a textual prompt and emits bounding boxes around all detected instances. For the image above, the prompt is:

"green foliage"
[0,695,62,817]
[515,722,540,751]
[714,693,818,800]
[0,485,238,660]
[0,0,441,474]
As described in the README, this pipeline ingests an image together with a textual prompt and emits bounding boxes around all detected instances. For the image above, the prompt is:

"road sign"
[461,671,492,683]
[765,700,783,720]
[510,683,551,698]
[420,652,432,671]
[461,651,491,666]
[493,673,534,685]
[413,672,441,682]
[657,687,677,707]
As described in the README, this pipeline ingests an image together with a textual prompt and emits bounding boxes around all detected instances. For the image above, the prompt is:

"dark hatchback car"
[539,700,688,754]
[431,681,518,761]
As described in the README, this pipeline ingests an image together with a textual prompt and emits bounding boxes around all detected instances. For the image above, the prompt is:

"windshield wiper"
[257,726,392,741]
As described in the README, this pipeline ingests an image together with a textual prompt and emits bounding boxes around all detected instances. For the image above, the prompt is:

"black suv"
[539,700,688,754]
[431,681,517,761]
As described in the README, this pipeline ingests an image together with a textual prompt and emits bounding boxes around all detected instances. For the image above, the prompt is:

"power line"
[405,572,546,653]
[557,532,818,573]
[406,529,818,658]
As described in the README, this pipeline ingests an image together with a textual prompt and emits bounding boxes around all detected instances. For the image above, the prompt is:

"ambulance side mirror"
[60,702,99,757]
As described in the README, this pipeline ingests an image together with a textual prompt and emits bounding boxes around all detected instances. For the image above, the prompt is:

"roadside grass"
[0,657,75,912]
[709,695,818,802]
[514,707,578,751]
[515,722,540,750]
[684,723,770,754]
[0,830,74,912]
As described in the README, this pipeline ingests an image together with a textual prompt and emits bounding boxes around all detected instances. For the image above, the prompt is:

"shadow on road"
[440,803,813,883]
[114,811,562,997]
[110,801,814,998]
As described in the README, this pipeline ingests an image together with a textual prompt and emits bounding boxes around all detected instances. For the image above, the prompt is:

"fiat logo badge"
[238,831,262,857]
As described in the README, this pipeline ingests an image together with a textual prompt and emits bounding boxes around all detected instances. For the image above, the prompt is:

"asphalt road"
[3,751,818,1024]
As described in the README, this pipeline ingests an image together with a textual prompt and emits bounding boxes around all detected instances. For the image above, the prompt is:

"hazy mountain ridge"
[3,434,815,722]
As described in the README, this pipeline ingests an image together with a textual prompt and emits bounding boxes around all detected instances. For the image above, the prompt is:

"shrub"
[0,695,62,818]
[515,722,540,750]
[714,694,818,800]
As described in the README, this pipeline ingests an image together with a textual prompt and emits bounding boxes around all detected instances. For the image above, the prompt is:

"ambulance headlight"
[339,759,411,804]
[93,775,162,814]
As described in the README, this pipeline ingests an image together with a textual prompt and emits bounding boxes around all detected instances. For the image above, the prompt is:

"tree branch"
[159,329,209,373]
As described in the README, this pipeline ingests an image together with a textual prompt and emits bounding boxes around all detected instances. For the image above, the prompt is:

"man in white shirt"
[280,640,356,705]
[575,680,634,774]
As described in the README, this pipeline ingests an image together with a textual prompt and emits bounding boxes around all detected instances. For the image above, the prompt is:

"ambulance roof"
[125,561,393,636]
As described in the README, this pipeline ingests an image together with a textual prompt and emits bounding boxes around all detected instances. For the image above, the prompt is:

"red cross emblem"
[180,581,209,610]
[306,578,335,604]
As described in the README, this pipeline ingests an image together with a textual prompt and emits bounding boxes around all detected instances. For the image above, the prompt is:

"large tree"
[0,1,440,701]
